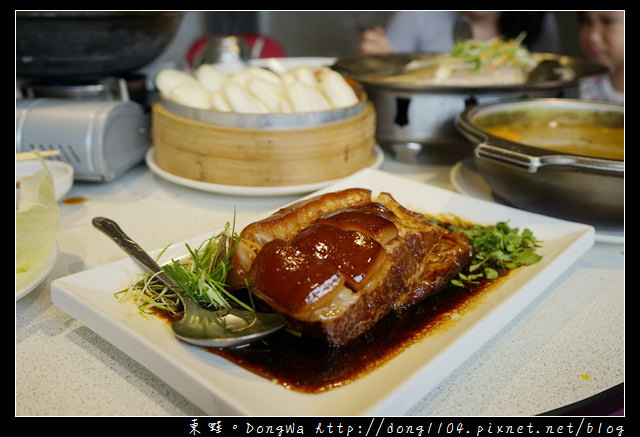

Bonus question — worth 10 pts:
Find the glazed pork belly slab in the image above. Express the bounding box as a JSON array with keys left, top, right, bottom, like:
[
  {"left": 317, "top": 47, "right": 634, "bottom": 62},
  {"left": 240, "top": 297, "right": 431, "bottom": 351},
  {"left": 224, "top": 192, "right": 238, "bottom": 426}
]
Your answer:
[{"left": 229, "top": 188, "right": 473, "bottom": 345}]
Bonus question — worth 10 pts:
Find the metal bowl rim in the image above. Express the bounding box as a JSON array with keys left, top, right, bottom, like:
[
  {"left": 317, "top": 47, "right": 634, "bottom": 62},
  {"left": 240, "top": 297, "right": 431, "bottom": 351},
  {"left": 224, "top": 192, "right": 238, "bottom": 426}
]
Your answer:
[
  {"left": 158, "top": 84, "right": 369, "bottom": 130},
  {"left": 333, "top": 53, "right": 609, "bottom": 93}
]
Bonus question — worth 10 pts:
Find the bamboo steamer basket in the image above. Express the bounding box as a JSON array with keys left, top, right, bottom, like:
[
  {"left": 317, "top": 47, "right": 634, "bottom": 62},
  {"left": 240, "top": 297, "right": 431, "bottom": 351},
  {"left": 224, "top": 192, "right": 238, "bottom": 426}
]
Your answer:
[{"left": 151, "top": 93, "right": 377, "bottom": 187}]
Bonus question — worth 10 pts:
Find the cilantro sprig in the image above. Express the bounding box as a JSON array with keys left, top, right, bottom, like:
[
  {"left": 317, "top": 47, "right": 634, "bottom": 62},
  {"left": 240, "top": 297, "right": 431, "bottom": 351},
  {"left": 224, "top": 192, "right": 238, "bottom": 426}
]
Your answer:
[
  {"left": 450, "top": 32, "right": 535, "bottom": 73},
  {"left": 116, "top": 220, "right": 249, "bottom": 316},
  {"left": 443, "top": 219, "right": 542, "bottom": 287}
]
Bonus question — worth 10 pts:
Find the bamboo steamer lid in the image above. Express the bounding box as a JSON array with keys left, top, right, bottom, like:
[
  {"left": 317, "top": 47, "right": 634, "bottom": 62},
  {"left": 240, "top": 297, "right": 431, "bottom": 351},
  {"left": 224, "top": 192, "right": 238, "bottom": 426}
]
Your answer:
[{"left": 151, "top": 100, "right": 377, "bottom": 187}]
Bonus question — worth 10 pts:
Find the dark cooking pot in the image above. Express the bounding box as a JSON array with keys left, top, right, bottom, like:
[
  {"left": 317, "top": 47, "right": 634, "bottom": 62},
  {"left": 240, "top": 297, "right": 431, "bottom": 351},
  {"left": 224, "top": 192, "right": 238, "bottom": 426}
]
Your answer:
[
  {"left": 16, "top": 11, "right": 184, "bottom": 80},
  {"left": 333, "top": 53, "right": 608, "bottom": 164},
  {"left": 456, "top": 98, "right": 624, "bottom": 226}
]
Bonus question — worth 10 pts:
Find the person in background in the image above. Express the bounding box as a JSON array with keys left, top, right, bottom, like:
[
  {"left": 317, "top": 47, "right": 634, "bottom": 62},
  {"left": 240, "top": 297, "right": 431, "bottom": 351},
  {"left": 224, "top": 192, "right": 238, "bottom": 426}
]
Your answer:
[
  {"left": 577, "top": 11, "right": 624, "bottom": 103},
  {"left": 357, "top": 11, "right": 560, "bottom": 55}
]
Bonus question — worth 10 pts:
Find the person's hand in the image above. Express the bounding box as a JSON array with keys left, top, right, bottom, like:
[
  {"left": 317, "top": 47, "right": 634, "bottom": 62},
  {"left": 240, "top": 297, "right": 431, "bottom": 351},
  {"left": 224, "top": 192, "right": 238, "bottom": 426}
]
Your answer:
[{"left": 357, "top": 26, "right": 393, "bottom": 55}]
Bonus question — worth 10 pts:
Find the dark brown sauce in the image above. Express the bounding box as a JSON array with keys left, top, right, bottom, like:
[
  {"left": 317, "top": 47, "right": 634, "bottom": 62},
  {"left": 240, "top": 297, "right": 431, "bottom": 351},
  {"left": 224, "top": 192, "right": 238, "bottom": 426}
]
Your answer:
[
  {"left": 149, "top": 213, "right": 515, "bottom": 393},
  {"left": 62, "top": 196, "right": 88, "bottom": 204},
  {"left": 208, "top": 276, "right": 504, "bottom": 393}
]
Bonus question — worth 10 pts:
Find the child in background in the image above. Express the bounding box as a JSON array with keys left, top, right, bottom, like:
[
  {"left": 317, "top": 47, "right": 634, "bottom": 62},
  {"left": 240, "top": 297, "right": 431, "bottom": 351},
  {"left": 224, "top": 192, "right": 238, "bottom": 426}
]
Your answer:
[{"left": 578, "top": 11, "right": 624, "bottom": 103}]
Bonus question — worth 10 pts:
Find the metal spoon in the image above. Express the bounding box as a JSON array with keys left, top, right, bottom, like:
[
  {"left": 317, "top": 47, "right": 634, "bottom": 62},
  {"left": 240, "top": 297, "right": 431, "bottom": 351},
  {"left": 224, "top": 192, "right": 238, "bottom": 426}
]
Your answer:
[{"left": 92, "top": 217, "right": 285, "bottom": 348}]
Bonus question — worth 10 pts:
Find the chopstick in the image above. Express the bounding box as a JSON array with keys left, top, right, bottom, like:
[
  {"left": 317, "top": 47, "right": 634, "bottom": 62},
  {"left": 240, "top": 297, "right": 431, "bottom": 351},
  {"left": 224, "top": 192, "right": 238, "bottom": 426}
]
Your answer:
[{"left": 16, "top": 150, "right": 61, "bottom": 161}]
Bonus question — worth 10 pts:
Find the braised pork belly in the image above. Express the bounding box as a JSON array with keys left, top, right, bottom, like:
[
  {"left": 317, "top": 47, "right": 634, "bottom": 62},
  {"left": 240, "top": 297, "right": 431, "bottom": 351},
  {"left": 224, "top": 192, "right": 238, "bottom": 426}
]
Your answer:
[{"left": 229, "top": 188, "right": 473, "bottom": 345}]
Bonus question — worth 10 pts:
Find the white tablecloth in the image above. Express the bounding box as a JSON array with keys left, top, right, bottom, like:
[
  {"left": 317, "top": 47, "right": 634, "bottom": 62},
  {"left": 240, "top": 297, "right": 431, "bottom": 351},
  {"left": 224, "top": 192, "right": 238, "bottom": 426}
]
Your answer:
[{"left": 15, "top": 155, "right": 624, "bottom": 416}]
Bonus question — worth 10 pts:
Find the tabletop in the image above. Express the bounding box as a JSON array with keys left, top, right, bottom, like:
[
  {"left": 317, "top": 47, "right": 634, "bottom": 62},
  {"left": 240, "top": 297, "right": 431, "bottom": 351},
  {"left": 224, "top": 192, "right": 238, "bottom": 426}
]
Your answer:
[{"left": 15, "top": 153, "right": 624, "bottom": 417}]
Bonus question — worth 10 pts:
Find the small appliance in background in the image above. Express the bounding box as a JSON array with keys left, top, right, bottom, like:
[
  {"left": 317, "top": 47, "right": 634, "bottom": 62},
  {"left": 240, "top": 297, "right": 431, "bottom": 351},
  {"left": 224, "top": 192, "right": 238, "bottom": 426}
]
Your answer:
[
  {"left": 15, "top": 11, "right": 184, "bottom": 182},
  {"left": 16, "top": 96, "right": 150, "bottom": 182}
]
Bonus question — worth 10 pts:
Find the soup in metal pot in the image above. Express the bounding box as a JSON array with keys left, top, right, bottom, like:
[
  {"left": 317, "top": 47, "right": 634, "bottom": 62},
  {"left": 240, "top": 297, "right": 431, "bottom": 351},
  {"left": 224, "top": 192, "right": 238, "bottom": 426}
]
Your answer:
[{"left": 485, "top": 123, "right": 624, "bottom": 160}]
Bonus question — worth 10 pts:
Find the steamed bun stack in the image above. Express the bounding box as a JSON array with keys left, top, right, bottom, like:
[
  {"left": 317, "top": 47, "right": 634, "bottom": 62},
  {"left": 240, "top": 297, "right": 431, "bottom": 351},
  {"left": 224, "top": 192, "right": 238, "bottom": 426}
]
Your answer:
[{"left": 155, "top": 65, "right": 360, "bottom": 114}]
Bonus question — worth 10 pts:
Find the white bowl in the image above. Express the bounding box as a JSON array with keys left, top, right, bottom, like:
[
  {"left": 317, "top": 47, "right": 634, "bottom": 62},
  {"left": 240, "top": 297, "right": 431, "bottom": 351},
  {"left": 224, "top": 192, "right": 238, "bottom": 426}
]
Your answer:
[{"left": 16, "top": 159, "right": 74, "bottom": 202}]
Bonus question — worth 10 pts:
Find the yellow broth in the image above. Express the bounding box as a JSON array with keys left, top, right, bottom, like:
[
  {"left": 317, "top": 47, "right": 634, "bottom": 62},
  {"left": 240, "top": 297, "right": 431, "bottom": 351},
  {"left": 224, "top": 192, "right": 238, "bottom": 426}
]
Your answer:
[{"left": 485, "top": 123, "right": 624, "bottom": 160}]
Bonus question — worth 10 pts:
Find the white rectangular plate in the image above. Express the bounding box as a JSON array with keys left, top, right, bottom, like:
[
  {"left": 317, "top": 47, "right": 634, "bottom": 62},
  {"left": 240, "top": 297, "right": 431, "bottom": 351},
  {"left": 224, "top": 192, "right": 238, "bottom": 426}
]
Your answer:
[{"left": 51, "top": 169, "right": 595, "bottom": 415}]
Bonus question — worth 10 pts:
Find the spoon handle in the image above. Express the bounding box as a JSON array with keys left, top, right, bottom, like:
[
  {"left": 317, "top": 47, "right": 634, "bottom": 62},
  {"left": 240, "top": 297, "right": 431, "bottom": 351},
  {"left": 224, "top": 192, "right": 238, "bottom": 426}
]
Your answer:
[
  {"left": 91, "top": 217, "right": 180, "bottom": 292},
  {"left": 92, "top": 217, "right": 286, "bottom": 348}
]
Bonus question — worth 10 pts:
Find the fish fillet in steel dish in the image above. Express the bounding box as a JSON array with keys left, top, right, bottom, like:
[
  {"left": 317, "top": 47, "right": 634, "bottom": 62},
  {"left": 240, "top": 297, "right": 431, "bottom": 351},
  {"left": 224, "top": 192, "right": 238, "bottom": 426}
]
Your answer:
[{"left": 229, "top": 188, "right": 474, "bottom": 345}]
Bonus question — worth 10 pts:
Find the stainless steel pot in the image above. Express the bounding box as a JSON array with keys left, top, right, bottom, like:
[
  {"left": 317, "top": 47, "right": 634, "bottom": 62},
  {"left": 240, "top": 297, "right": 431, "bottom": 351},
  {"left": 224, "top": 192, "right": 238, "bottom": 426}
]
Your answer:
[
  {"left": 456, "top": 98, "right": 624, "bottom": 226},
  {"left": 333, "top": 54, "right": 608, "bottom": 164},
  {"left": 16, "top": 11, "right": 183, "bottom": 80}
]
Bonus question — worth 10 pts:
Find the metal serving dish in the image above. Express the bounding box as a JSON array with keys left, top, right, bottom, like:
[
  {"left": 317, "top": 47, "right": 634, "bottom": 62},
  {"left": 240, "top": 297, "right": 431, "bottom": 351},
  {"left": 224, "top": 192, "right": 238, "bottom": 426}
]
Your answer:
[
  {"left": 456, "top": 98, "right": 624, "bottom": 225},
  {"left": 333, "top": 54, "right": 608, "bottom": 164}
]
